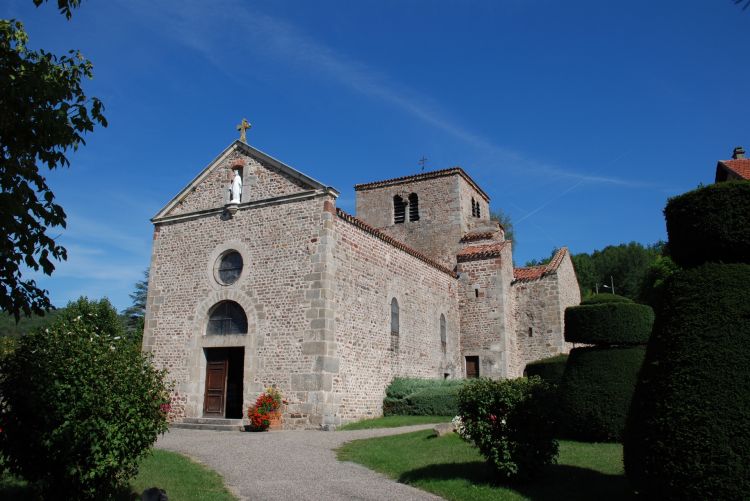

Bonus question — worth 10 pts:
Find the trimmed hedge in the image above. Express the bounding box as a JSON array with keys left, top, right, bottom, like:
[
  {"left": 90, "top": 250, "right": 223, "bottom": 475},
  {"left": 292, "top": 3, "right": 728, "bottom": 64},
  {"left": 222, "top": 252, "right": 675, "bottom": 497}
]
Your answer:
[
  {"left": 383, "top": 378, "right": 464, "bottom": 416},
  {"left": 664, "top": 181, "right": 750, "bottom": 268},
  {"left": 624, "top": 263, "right": 750, "bottom": 500},
  {"left": 580, "top": 293, "right": 632, "bottom": 305},
  {"left": 524, "top": 354, "right": 568, "bottom": 385},
  {"left": 564, "top": 302, "right": 654, "bottom": 345},
  {"left": 556, "top": 346, "right": 645, "bottom": 442}
]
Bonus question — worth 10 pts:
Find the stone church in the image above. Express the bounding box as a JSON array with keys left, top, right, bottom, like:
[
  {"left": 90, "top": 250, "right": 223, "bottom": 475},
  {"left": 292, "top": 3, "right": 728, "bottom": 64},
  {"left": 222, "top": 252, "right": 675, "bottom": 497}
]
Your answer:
[{"left": 143, "top": 133, "right": 580, "bottom": 429}]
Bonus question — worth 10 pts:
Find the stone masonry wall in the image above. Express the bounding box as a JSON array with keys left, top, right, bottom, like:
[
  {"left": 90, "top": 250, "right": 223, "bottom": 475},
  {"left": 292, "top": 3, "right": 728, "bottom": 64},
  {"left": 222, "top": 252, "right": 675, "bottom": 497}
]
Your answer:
[
  {"left": 166, "top": 148, "right": 312, "bottom": 217},
  {"left": 510, "top": 255, "right": 580, "bottom": 377},
  {"left": 457, "top": 243, "right": 515, "bottom": 379},
  {"left": 355, "top": 174, "right": 489, "bottom": 267},
  {"left": 332, "top": 214, "right": 461, "bottom": 423}
]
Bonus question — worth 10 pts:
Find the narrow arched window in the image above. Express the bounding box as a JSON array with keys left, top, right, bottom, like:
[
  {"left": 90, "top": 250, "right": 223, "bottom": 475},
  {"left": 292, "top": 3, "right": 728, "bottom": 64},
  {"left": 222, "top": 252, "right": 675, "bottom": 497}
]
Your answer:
[
  {"left": 408, "top": 193, "right": 419, "bottom": 221},
  {"left": 440, "top": 314, "right": 446, "bottom": 354},
  {"left": 476, "top": 202, "right": 481, "bottom": 218},
  {"left": 390, "top": 298, "right": 400, "bottom": 351},
  {"left": 207, "top": 301, "right": 247, "bottom": 335},
  {"left": 393, "top": 196, "right": 406, "bottom": 224},
  {"left": 471, "top": 197, "right": 477, "bottom": 217}
]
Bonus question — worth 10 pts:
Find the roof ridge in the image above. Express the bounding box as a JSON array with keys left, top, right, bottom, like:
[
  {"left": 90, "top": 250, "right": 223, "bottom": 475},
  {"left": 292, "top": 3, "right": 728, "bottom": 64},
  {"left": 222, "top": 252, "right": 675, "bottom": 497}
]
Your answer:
[
  {"left": 335, "top": 208, "right": 458, "bottom": 278},
  {"left": 513, "top": 247, "right": 569, "bottom": 282},
  {"left": 354, "top": 166, "right": 490, "bottom": 202},
  {"left": 456, "top": 241, "right": 510, "bottom": 262}
]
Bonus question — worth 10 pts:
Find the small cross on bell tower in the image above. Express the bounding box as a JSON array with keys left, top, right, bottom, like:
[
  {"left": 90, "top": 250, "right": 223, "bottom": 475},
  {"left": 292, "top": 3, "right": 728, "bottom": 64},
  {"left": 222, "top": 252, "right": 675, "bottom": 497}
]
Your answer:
[{"left": 236, "top": 118, "right": 252, "bottom": 143}]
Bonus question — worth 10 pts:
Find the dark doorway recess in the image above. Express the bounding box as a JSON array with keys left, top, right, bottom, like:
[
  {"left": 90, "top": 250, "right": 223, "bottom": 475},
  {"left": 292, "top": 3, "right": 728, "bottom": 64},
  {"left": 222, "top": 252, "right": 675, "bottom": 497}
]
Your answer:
[
  {"left": 466, "top": 356, "right": 480, "bottom": 379},
  {"left": 203, "top": 347, "right": 244, "bottom": 419}
]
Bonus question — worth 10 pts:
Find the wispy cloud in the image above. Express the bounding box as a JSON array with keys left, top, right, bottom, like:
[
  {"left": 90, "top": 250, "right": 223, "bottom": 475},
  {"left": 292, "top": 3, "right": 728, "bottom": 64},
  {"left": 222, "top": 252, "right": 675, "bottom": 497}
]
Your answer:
[{"left": 121, "top": 0, "right": 646, "bottom": 188}]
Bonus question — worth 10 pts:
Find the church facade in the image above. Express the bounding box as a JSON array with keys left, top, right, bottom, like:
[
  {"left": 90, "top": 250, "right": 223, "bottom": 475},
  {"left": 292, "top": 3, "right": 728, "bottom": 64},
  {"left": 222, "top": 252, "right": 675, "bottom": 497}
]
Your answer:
[{"left": 143, "top": 139, "right": 580, "bottom": 429}]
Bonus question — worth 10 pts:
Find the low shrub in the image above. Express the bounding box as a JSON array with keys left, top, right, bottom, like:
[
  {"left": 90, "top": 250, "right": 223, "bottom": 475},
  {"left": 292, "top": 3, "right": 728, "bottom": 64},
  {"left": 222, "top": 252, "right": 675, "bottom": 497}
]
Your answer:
[
  {"left": 0, "top": 298, "right": 170, "bottom": 499},
  {"left": 524, "top": 354, "right": 568, "bottom": 385},
  {"left": 384, "top": 378, "right": 464, "bottom": 416},
  {"left": 664, "top": 181, "right": 750, "bottom": 268},
  {"left": 580, "top": 293, "right": 632, "bottom": 305},
  {"left": 385, "top": 377, "right": 463, "bottom": 400},
  {"left": 556, "top": 346, "right": 646, "bottom": 442},
  {"left": 458, "top": 377, "right": 558, "bottom": 480},
  {"left": 564, "top": 302, "right": 654, "bottom": 345},
  {"left": 624, "top": 263, "right": 750, "bottom": 500}
]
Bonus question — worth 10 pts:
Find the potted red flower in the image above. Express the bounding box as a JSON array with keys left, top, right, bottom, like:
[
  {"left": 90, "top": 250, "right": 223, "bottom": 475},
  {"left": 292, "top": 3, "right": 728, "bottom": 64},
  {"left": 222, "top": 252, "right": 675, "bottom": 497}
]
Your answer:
[{"left": 245, "top": 387, "right": 285, "bottom": 431}]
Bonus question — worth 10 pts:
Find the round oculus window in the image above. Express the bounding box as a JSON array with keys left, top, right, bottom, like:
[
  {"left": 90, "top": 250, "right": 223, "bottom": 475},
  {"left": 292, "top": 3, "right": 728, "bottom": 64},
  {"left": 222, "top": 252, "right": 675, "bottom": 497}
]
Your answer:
[{"left": 215, "top": 251, "right": 243, "bottom": 285}]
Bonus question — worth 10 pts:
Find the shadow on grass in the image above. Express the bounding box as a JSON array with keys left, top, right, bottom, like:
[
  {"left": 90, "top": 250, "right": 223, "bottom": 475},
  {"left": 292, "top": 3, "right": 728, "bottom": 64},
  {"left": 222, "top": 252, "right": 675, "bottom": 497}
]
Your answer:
[
  {"left": 399, "top": 462, "right": 635, "bottom": 501},
  {"left": 0, "top": 475, "right": 139, "bottom": 501}
]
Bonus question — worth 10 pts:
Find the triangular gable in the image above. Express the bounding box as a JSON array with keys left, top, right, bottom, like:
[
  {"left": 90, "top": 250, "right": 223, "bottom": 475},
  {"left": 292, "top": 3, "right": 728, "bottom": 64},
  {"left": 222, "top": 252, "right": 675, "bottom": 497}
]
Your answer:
[{"left": 153, "top": 141, "right": 334, "bottom": 220}]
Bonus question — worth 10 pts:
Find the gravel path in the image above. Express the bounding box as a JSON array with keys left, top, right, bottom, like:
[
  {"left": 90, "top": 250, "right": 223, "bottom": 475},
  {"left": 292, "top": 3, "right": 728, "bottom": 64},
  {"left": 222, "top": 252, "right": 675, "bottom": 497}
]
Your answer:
[{"left": 156, "top": 425, "right": 444, "bottom": 501}]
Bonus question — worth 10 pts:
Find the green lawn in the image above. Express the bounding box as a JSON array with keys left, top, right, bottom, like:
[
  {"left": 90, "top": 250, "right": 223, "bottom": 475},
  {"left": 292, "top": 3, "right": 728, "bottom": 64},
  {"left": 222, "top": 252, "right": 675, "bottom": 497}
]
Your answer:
[
  {"left": 338, "top": 415, "right": 453, "bottom": 431},
  {"left": 0, "top": 449, "right": 236, "bottom": 501},
  {"left": 337, "top": 430, "right": 634, "bottom": 501}
]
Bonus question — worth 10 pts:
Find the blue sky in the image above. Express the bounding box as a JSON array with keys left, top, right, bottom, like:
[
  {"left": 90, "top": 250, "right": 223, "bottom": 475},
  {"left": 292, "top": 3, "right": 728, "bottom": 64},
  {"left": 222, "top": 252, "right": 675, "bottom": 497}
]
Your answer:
[{"left": 3, "top": 0, "right": 749, "bottom": 311}]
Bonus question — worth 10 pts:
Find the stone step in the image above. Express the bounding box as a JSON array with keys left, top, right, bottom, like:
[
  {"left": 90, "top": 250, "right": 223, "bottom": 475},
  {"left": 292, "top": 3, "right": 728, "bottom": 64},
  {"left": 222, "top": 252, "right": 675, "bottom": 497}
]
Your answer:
[
  {"left": 171, "top": 422, "right": 243, "bottom": 432},
  {"left": 181, "top": 417, "right": 242, "bottom": 426}
]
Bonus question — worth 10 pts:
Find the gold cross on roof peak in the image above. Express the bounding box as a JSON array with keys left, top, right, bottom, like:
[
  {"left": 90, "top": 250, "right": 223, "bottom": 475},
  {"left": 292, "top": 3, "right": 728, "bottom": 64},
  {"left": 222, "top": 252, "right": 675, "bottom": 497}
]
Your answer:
[{"left": 236, "top": 118, "right": 252, "bottom": 143}]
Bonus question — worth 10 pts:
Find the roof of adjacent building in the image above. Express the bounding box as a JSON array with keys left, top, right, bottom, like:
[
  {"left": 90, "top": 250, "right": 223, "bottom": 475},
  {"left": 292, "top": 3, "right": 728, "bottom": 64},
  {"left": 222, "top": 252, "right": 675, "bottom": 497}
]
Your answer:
[
  {"left": 716, "top": 158, "right": 750, "bottom": 181},
  {"left": 456, "top": 241, "right": 510, "bottom": 262},
  {"left": 513, "top": 247, "right": 570, "bottom": 283},
  {"left": 335, "top": 208, "right": 458, "bottom": 278},
  {"left": 354, "top": 167, "right": 490, "bottom": 202},
  {"left": 459, "top": 231, "right": 497, "bottom": 243}
]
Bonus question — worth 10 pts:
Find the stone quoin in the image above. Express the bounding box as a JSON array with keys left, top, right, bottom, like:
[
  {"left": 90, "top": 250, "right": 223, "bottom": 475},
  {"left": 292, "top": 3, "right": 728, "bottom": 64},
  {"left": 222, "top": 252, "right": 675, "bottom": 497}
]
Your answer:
[{"left": 143, "top": 137, "right": 581, "bottom": 429}]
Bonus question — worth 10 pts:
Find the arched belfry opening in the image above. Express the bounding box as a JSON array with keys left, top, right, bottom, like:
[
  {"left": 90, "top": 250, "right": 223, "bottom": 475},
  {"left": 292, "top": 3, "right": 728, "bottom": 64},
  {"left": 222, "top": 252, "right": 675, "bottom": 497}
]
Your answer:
[
  {"left": 393, "top": 195, "right": 406, "bottom": 224},
  {"left": 408, "top": 193, "right": 420, "bottom": 221}
]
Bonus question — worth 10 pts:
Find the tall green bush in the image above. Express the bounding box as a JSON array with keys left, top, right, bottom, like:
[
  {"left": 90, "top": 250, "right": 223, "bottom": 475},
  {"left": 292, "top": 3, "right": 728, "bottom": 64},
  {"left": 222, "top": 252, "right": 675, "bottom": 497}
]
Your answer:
[
  {"left": 524, "top": 354, "right": 568, "bottom": 385},
  {"left": 564, "top": 302, "right": 654, "bottom": 345},
  {"left": 0, "top": 298, "right": 170, "bottom": 499},
  {"left": 624, "top": 264, "right": 750, "bottom": 500},
  {"left": 557, "top": 346, "right": 645, "bottom": 441},
  {"left": 664, "top": 181, "right": 750, "bottom": 268},
  {"left": 458, "top": 377, "right": 558, "bottom": 481}
]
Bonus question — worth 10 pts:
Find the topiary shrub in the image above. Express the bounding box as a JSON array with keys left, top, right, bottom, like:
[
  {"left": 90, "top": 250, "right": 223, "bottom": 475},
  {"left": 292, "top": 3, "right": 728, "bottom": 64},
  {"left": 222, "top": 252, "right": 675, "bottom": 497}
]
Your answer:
[
  {"left": 458, "top": 377, "right": 558, "bottom": 481},
  {"left": 664, "top": 181, "right": 750, "bottom": 268},
  {"left": 524, "top": 354, "right": 568, "bottom": 385},
  {"left": 383, "top": 377, "right": 464, "bottom": 415},
  {"left": 564, "top": 302, "right": 654, "bottom": 345},
  {"left": 0, "top": 298, "right": 171, "bottom": 499},
  {"left": 624, "top": 263, "right": 750, "bottom": 500},
  {"left": 580, "top": 293, "right": 632, "bottom": 305},
  {"left": 556, "top": 346, "right": 646, "bottom": 442}
]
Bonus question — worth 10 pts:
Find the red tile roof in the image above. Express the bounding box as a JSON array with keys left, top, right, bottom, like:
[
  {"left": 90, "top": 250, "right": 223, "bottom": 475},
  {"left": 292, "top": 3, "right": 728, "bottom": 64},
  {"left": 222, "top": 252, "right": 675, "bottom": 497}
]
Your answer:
[
  {"left": 456, "top": 241, "right": 510, "bottom": 262},
  {"left": 354, "top": 167, "right": 490, "bottom": 202},
  {"left": 335, "top": 208, "right": 458, "bottom": 278},
  {"left": 717, "top": 159, "right": 750, "bottom": 180},
  {"left": 513, "top": 247, "right": 569, "bottom": 283},
  {"left": 460, "top": 231, "right": 497, "bottom": 243}
]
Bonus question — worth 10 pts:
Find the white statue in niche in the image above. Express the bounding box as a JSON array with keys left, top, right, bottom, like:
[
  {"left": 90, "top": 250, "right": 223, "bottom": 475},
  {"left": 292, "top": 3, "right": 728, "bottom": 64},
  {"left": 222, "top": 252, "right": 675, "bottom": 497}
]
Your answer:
[{"left": 229, "top": 169, "right": 242, "bottom": 204}]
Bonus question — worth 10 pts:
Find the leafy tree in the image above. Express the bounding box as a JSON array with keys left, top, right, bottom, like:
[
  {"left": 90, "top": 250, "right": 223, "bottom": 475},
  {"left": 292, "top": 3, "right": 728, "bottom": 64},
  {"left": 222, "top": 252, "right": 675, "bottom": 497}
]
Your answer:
[
  {"left": 0, "top": 18, "right": 106, "bottom": 321},
  {"left": 0, "top": 297, "right": 170, "bottom": 499},
  {"left": 32, "top": 0, "right": 83, "bottom": 19},
  {"left": 637, "top": 255, "right": 680, "bottom": 308},
  {"left": 122, "top": 268, "right": 149, "bottom": 337},
  {"left": 490, "top": 209, "right": 515, "bottom": 243}
]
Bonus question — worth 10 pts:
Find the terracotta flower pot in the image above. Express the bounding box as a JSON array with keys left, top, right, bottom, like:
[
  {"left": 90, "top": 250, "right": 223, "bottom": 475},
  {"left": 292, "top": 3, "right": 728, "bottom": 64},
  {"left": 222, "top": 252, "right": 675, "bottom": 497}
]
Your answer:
[{"left": 268, "top": 411, "right": 282, "bottom": 431}]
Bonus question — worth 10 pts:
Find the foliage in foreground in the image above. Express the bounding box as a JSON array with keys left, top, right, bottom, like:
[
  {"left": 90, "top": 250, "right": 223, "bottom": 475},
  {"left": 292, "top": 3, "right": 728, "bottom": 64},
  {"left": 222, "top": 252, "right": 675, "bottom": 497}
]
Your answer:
[
  {"left": 0, "top": 298, "right": 170, "bottom": 499},
  {"left": 0, "top": 18, "right": 106, "bottom": 320},
  {"left": 523, "top": 354, "right": 568, "bottom": 386},
  {"left": 458, "top": 377, "right": 558, "bottom": 481},
  {"left": 624, "top": 264, "right": 750, "bottom": 500},
  {"left": 338, "top": 431, "right": 633, "bottom": 501}
]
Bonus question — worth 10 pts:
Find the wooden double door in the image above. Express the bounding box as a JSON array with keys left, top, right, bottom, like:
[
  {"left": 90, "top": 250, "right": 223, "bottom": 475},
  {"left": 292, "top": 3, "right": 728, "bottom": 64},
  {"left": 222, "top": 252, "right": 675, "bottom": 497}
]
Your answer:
[{"left": 203, "top": 348, "right": 244, "bottom": 418}]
